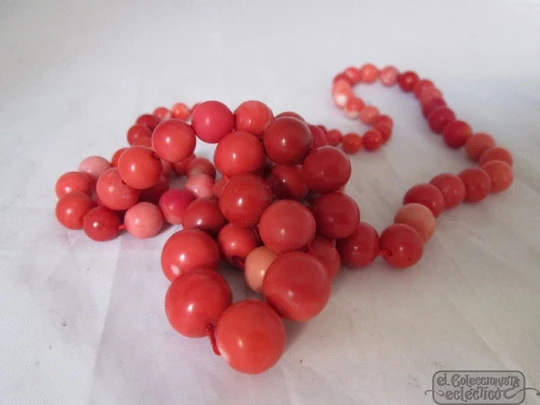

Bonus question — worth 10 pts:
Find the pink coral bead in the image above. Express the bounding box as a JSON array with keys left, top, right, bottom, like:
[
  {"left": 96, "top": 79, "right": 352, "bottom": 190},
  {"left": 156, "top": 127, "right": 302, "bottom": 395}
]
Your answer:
[
  {"left": 394, "top": 203, "right": 436, "bottom": 241},
  {"left": 359, "top": 106, "right": 380, "bottom": 125},
  {"left": 185, "top": 173, "right": 214, "bottom": 199},
  {"left": 245, "top": 247, "right": 278, "bottom": 293},
  {"left": 378, "top": 66, "right": 399, "bottom": 87},
  {"left": 124, "top": 202, "right": 164, "bottom": 238},
  {"left": 360, "top": 63, "right": 378, "bottom": 83},
  {"left": 79, "top": 156, "right": 111, "bottom": 180}
]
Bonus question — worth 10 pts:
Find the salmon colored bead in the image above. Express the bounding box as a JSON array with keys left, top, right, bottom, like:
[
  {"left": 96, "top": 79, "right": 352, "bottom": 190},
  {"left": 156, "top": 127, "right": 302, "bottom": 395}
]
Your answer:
[
  {"left": 171, "top": 102, "right": 190, "bottom": 121},
  {"left": 459, "top": 168, "right": 492, "bottom": 203},
  {"left": 344, "top": 66, "right": 362, "bottom": 84},
  {"left": 336, "top": 222, "right": 379, "bottom": 268},
  {"left": 422, "top": 98, "right": 447, "bottom": 119},
  {"left": 124, "top": 202, "right": 164, "bottom": 239},
  {"left": 326, "top": 129, "right": 342, "bottom": 146},
  {"left": 344, "top": 97, "right": 365, "bottom": 119},
  {"left": 397, "top": 71, "right": 419, "bottom": 92},
  {"left": 245, "top": 246, "right": 277, "bottom": 293},
  {"left": 359, "top": 106, "right": 380, "bottom": 125},
  {"left": 342, "top": 133, "right": 363, "bottom": 154},
  {"left": 187, "top": 157, "right": 217, "bottom": 179},
  {"left": 429, "top": 173, "right": 466, "bottom": 209},
  {"left": 55, "top": 171, "right": 94, "bottom": 199},
  {"left": 153, "top": 106, "right": 172, "bottom": 121},
  {"left": 360, "top": 63, "right": 378, "bottom": 83},
  {"left": 135, "top": 114, "right": 160, "bottom": 131},
  {"left": 56, "top": 192, "right": 96, "bottom": 230},
  {"left": 79, "top": 156, "right": 111, "bottom": 180},
  {"left": 234, "top": 100, "right": 274, "bottom": 137},
  {"left": 111, "top": 148, "right": 127, "bottom": 168},
  {"left": 482, "top": 160, "right": 513, "bottom": 193},
  {"left": 378, "top": 66, "right": 399, "bottom": 87},
  {"left": 442, "top": 120, "right": 472, "bottom": 148},
  {"left": 159, "top": 188, "right": 195, "bottom": 225},
  {"left": 478, "top": 147, "right": 513, "bottom": 166},
  {"left": 118, "top": 146, "right": 163, "bottom": 190},
  {"left": 413, "top": 79, "right": 434, "bottom": 98},
  {"left": 394, "top": 203, "right": 436, "bottom": 241},
  {"left": 379, "top": 224, "right": 424, "bottom": 269},
  {"left": 185, "top": 173, "right": 214, "bottom": 199},
  {"left": 403, "top": 183, "right": 445, "bottom": 217},
  {"left": 96, "top": 168, "right": 141, "bottom": 211},
  {"left": 427, "top": 107, "right": 456, "bottom": 134},
  {"left": 152, "top": 119, "right": 197, "bottom": 163},
  {"left": 362, "top": 130, "right": 383, "bottom": 151},
  {"left": 332, "top": 82, "right": 353, "bottom": 108},
  {"left": 82, "top": 206, "right": 121, "bottom": 241},
  {"left": 465, "top": 133, "right": 496, "bottom": 161},
  {"left": 192, "top": 101, "right": 235, "bottom": 144}
]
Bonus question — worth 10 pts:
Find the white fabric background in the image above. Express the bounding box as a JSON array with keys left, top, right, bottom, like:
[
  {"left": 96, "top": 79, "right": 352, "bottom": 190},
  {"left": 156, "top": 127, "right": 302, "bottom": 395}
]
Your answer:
[{"left": 1, "top": 0, "right": 539, "bottom": 404}]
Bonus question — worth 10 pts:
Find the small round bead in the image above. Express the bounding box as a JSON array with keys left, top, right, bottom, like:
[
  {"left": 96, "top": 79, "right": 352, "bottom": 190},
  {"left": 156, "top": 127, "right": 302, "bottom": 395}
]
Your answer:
[
  {"left": 172, "top": 154, "right": 195, "bottom": 176},
  {"left": 152, "top": 120, "right": 197, "bottom": 163},
  {"left": 152, "top": 106, "right": 171, "bottom": 121},
  {"left": 419, "top": 87, "right": 443, "bottom": 105},
  {"left": 171, "top": 102, "right": 190, "bottom": 120},
  {"left": 326, "top": 129, "right": 342, "bottom": 146},
  {"left": 161, "top": 229, "right": 221, "bottom": 282},
  {"left": 459, "top": 168, "right": 492, "bottom": 203},
  {"left": 478, "top": 147, "right": 513, "bottom": 166},
  {"left": 55, "top": 171, "right": 94, "bottom": 199},
  {"left": 333, "top": 73, "right": 352, "bottom": 85},
  {"left": 394, "top": 203, "right": 436, "bottom": 241},
  {"left": 138, "top": 176, "right": 169, "bottom": 204},
  {"left": 482, "top": 161, "right": 513, "bottom": 193},
  {"left": 78, "top": 156, "right": 111, "bottom": 180},
  {"left": 56, "top": 192, "right": 96, "bottom": 230},
  {"left": 258, "top": 200, "right": 316, "bottom": 254},
  {"left": 308, "top": 124, "right": 328, "bottom": 148},
  {"left": 185, "top": 173, "right": 214, "bottom": 199},
  {"left": 96, "top": 168, "right": 140, "bottom": 211},
  {"left": 214, "top": 131, "right": 265, "bottom": 177},
  {"left": 186, "top": 157, "right": 217, "bottom": 179},
  {"left": 427, "top": 107, "right": 456, "bottom": 134},
  {"left": 344, "top": 97, "right": 365, "bottom": 119},
  {"left": 135, "top": 114, "right": 160, "bottom": 131},
  {"left": 159, "top": 188, "right": 195, "bottom": 225},
  {"left": 302, "top": 146, "right": 351, "bottom": 193},
  {"left": 359, "top": 105, "right": 380, "bottom": 125},
  {"left": 332, "top": 82, "right": 353, "bottom": 108},
  {"left": 118, "top": 146, "right": 163, "bottom": 190},
  {"left": 362, "top": 130, "right": 383, "bottom": 151},
  {"left": 336, "top": 222, "right": 379, "bottom": 268},
  {"left": 371, "top": 114, "right": 394, "bottom": 129},
  {"left": 191, "top": 100, "right": 235, "bottom": 144},
  {"left": 342, "top": 133, "right": 363, "bottom": 154},
  {"left": 397, "top": 71, "right": 419, "bottom": 92},
  {"left": 124, "top": 202, "right": 163, "bottom": 238},
  {"left": 403, "top": 183, "right": 445, "bottom": 217},
  {"left": 211, "top": 176, "right": 229, "bottom": 198},
  {"left": 344, "top": 66, "right": 362, "bottom": 83},
  {"left": 275, "top": 111, "right": 305, "bottom": 121},
  {"left": 165, "top": 269, "right": 232, "bottom": 338},
  {"left": 234, "top": 100, "right": 274, "bottom": 137},
  {"left": 464, "top": 133, "right": 496, "bottom": 161},
  {"left": 429, "top": 173, "right": 466, "bottom": 209},
  {"left": 413, "top": 79, "right": 434, "bottom": 98},
  {"left": 311, "top": 192, "right": 360, "bottom": 239},
  {"left": 127, "top": 124, "right": 152, "bottom": 146},
  {"left": 267, "top": 164, "right": 308, "bottom": 201},
  {"left": 360, "top": 63, "right": 378, "bottom": 83},
  {"left": 263, "top": 117, "right": 313, "bottom": 165},
  {"left": 82, "top": 206, "right": 120, "bottom": 241},
  {"left": 379, "top": 224, "right": 424, "bottom": 268},
  {"left": 245, "top": 246, "right": 277, "bottom": 293},
  {"left": 442, "top": 120, "right": 472, "bottom": 148},
  {"left": 131, "top": 136, "right": 153, "bottom": 147},
  {"left": 182, "top": 197, "right": 227, "bottom": 236},
  {"left": 422, "top": 98, "right": 447, "bottom": 119},
  {"left": 378, "top": 66, "right": 399, "bottom": 87},
  {"left": 217, "top": 223, "right": 259, "bottom": 269},
  {"left": 307, "top": 236, "right": 341, "bottom": 279},
  {"left": 111, "top": 148, "right": 127, "bottom": 168},
  {"left": 215, "top": 299, "right": 286, "bottom": 374}
]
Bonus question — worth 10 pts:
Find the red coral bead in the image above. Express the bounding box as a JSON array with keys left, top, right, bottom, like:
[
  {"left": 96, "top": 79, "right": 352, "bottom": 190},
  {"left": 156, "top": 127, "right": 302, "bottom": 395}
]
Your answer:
[
  {"left": 360, "top": 63, "right": 378, "bottom": 83},
  {"left": 111, "top": 148, "right": 127, "bottom": 168},
  {"left": 465, "top": 133, "right": 496, "bottom": 161},
  {"left": 311, "top": 192, "right": 360, "bottom": 239},
  {"left": 326, "top": 129, "right": 343, "bottom": 146},
  {"left": 182, "top": 197, "right": 227, "bottom": 236},
  {"left": 159, "top": 188, "right": 195, "bottom": 225},
  {"left": 96, "top": 168, "right": 140, "bottom": 211},
  {"left": 342, "top": 133, "right": 363, "bottom": 154},
  {"left": 234, "top": 100, "right": 274, "bottom": 137},
  {"left": 403, "top": 183, "right": 445, "bottom": 217},
  {"left": 185, "top": 173, "right": 214, "bottom": 199},
  {"left": 362, "top": 130, "right": 384, "bottom": 151},
  {"left": 422, "top": 98, "right": 447, "bottom": 119},
  {"left": 459, "top": 168, "right": 492, "bottom": 203},
  {"left": 379, "top": 224, "right": 424, "bottom": 268},
  {"left": 124, "top": 202, "right": 163, "bottom": 239},
  {"left": 394, "top": 203, "right": 436, "bottom": 242},
  {"left": 152, "top": 120, "right": 197, "bottom": 163},
  {"left": 302, "top": 146, "right": 351, "bottom": 193},
  {"left": 413, "top": 79, "right": 434, "bottom": 98},
  {"left": 55, "top": 171, "right": 94, "bottom": 199},
  {"left": 171, "top": 102, "right": 190, "bottom": 121},
  {"left": 336, "top": 222, "right": 379, "bottom": 268},
  {"left": 214, "top": 131, "right": 265, "bottom": 177},
  {"left": 482, "top": 161, "right": 513, "bottom": 193},
  {"left": 427, "top": 107, "right": 456, "bottom": 134},
  {"left": 217, "top": 223, "right": 260, "bottom": 269},
  {"left": 191, "top": 101, "right": 235, "bottom": 144},
  {"left": 56, "top": 192, "right": 96, "bottom": 230},
  {"left": 378, "top": 66, "right": 399, "bottom": 87},
  {"left": 82, "top": 206, "right": 120, "bottom": 241},
  {"left": 135, "top": 114, "right": 160, "bottom": 131},
  {"left": 267, "top": 164, "right": 308, "bottom": 201},
  {"left": 117, "top": 146, "right": 163, "bottom": 190},
  {"left": 79, "top": 156, "right": 111, "bottom": 181},
  {"left": 397, "top": 71, "right": 419, "bottom": 92},
  {"left": 153, "top": 106, "right": 171, "bottom": 121},
  {"left": 307, "top": 236, "right": 341, "bottom": 278},
  {"left": 263, "top": 117, "right": 313, "bottom": 165},
  {"left": 308, "top": 124, "right": 328, "bottom": 148},
  {"left": 478, "top": 147, "right": 513, "bottom": 166},
  {"left": 442, "top": 120, "right": 472, "bottom": 148},
  {"left": 429, "top": 173, "right": 466, "bottom": 210},
  {"left": 187, "top": 157, "right": 217, "bottom": 179}
]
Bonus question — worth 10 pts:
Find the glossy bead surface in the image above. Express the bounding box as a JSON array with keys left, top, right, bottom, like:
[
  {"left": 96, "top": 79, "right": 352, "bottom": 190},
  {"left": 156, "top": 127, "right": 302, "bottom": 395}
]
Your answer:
[
  {"left": 153, "top": 106, "right": 171, "bottom": 121},
  {"left": 267, "top": 165, "right": 308, "bottom": 201},
  {"left": 312, "top": 192, "right": 360, "bottom": 239},
  {"left": 192, "top": 101, "right": 235, "bottom": 144},
  {"left": 336, "top": 222, "right": 379, "bottom": 268},
  {"left": 55, "top": 171, "right": 94, "bottom": 199},
  {"left": 159, "top": 188, "right": 195, "bottom": 225},
  {"left": 263, "top": 251, "right": 331, "bottom": 321},
  {"left": 111, "top": 148, "right": 127, "bottom": 168},
  {"left": 152, "top": 119, "right": 196, "bottom": 163},
  {"left": 244, "top": 246, "right": 277, "bottom": 293},
  {"left": 308, "top": 236, "right": 341, "bottom": 278},
  {"left": 259, "top": 200, "right": 316, "bottom": 253},
  {"left": 182, "top": 197, "right": 227, "bottom": 236},
  {"left": 379, "top": 224, "right": 424, "bottom": 269},
  {"left": 429, "top": 173, "right": 466, "bottom": 209},
  {"left": 186, "top": 157, "right": 217, "bottom": 179},
  {"left": 117, "top": 146, "right": 163, "bottom": 190},
  {"left": 442, "top": 120, "right": 472, "bottom": 148},
  {"left": 478, "top": 147, "right": 513, "bottom": 166},
  {"left": 214, "top": 131, "right": 265, "bottom": 177},
  {"left": 136, "top": 114, "right": 160, "bottom": 131},
  {"left": 464, "top": 133, "right": 496, "bottom": 161},
  {"left": 56, "top": 192, "right": 96, "bottom": 230},
  {"left": 397, "top": 71, "right": 419, "bottom": 92},
  {"left": 459, "top": 168, "right": 492, "bottom": 203},
  {"left": 342, "top": 133, "right": 362, "bottom": 154},
  {"left": 161, "top": 229, "right": 221, "bottom": 282},
  {"left": 427, "top": 107, "right": 456, "bottom": 134},
  {"left": 394, "top": 203, "right": 436, "bottom": 241},
  {"left": 263, "top": 117, "right": 313, "bottom": 164},
  {"left": 362, "top": 130, "right": 383, "bottom": 151},
  {"left": 217, "top": 223, "right": 259, "bottom": 269},
  {"left": 482, "top": 161, "right": 513, "bottom": 193},
  {"left": 171, "top": 102, "right": 190, "bottom": 120},
  {"left": 219, "top": 174, "right": 272, "bottom": 226},
  {"left": 215, "top": 299, "right": 286, "bottom": 374},
  {"left": 302, "top": 146, "right": 351, "bottom": 193},
  {"left": 379, "top": 66, "right": 399, "bottom": 87},
  {"left": 414, "top": 79, "right": 434, "bottom": 98},
  {"left": 78, "top": 156, "right": 111, "bottom": 180},
  {"left": 403, "top": 183, "right": 445, "bottom": 217},
  {"left": 127, "top": 124, "right": 152, "bottom": 146},
  {"left": 234, "top": 100, "right": 274, "bottom": 137},
  {"left": 185, "top": 173, "right": 214, "bottom": 199},
  {"left": 96, "top": 168, "right": 140, "bottom": 211},
  {"left": 165, "top": 269, "right": 232, "bottom": 338},
  {"left": 326, "top": 129, "right": 342, "bottom": 146},
  {"left": 82, "top": 206, "right": 120, "bottom": 241},
  {"left": 124, "top": 202, "right": 163, "bottom": 238}
]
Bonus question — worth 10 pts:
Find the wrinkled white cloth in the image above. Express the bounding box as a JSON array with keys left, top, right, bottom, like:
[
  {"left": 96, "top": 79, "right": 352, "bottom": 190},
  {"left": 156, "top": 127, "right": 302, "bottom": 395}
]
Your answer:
[{"left": 1, "top": 0, "right": 539, "bottom": 404}]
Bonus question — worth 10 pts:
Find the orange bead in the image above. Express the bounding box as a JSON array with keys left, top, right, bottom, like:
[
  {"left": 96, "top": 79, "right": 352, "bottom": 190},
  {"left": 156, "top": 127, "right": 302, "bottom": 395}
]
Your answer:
[
  {"left": 244, "top": 246, "right": 277, "bottom": 293},
  {"left": 465, "top": 133, "right": 496, "bottom": 161},
  {"left": 359, "top": 105, "right": 380, "bottom": 125},
  {"left": 482, "top": 160, "right": 513, "bottom": 193},
  {"left": 171, "top": 102, "right": 190, "bottom": 120},
  {"left": 478, "top": 147, "right": 513, "bottom": 166},
  {"left": 342, "top": 133, "right": 363, "bottom": 154},
  {"left": 394, "top": 203, "right": 436, "bottom": 241},
  {"left": 379, "top": 66, "right": 399, "bottom": 87},
  {"left": 360, "top": 63, "right": 378, "bottom": 83},
  {"left": 362, "top": 130, "right": 383, "bottom": 151}
]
